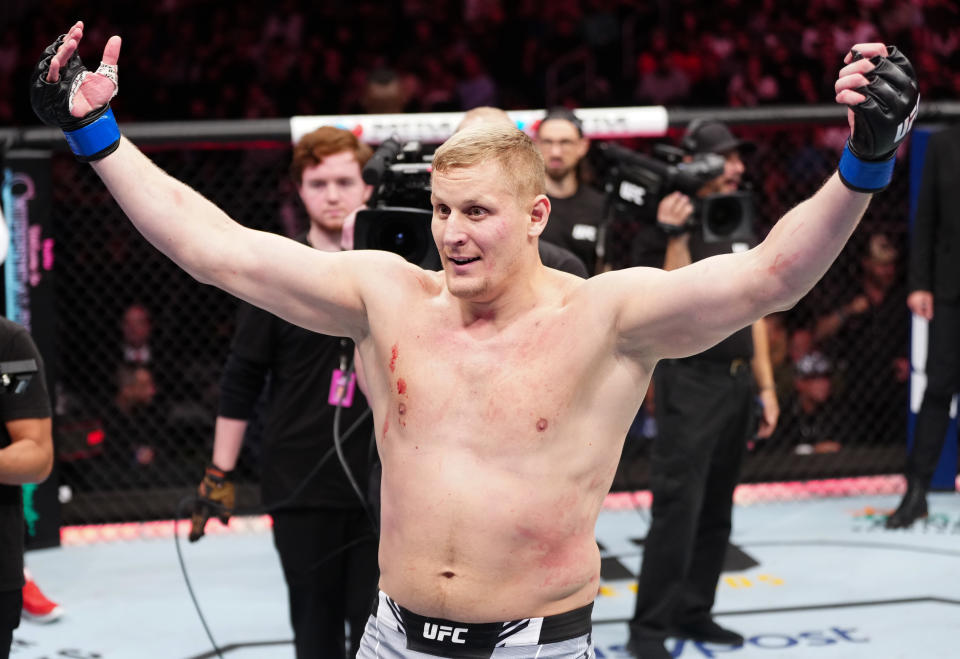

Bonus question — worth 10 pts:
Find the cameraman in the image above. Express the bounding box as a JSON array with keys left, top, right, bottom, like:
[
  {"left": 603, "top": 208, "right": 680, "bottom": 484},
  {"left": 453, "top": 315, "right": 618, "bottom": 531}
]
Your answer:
[
  {"left": 0, "top": 318, "right": 53, "bottom": 659},
  {"left": 628, "top": 121, "right": 779, "bottom": 658},
  {"left": 191, "top": 126, "right": 379, "bottom": 659}
]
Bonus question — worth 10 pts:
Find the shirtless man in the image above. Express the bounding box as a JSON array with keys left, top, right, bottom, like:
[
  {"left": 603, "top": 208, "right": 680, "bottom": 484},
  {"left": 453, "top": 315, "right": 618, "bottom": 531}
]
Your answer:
[{"left": 31, "top": 24, "right": 917, "bottom": 657}]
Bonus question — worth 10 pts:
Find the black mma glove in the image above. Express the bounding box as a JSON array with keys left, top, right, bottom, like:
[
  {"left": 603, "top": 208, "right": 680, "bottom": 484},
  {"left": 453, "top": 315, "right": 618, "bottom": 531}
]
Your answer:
[
  {"left": 838, "top": 46, "right": 919, "bottom": 193},
  {"left": 30, "top": 34, "right": 120, "bottom": 162},
  {"left": 189, "top": 465, "right": 236, "bottom": 543}
]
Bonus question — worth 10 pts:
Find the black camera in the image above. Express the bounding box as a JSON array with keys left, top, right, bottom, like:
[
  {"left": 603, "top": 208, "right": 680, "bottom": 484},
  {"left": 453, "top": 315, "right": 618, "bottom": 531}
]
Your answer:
[
  {"left": 0, "top": 359, "right": 38, "bottom": 394},
  {"left": 593, "top": 141, "right": 755, "bottom": 243},
  {"left": 354, "top": 137, "right": 440, "bottom": 270}
]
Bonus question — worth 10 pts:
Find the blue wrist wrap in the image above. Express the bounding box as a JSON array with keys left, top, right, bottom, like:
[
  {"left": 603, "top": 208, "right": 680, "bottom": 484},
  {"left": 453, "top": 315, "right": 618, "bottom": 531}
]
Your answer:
[
  {"left": 63, "top": 107, "right": 121, "bottom": 162},
  {"left": 837, "top": 142, "right": 895, "bottom": 193}
]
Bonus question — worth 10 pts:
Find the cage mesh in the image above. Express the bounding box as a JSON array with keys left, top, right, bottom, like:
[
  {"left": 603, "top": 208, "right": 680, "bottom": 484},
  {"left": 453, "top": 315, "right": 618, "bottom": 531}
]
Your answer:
[{"left": 46, "top": 122, "right": 917, "bottom": 527}]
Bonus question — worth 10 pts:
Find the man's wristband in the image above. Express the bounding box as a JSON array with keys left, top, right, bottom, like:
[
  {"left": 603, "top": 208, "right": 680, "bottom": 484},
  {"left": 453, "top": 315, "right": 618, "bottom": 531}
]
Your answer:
[
  {"left": 837, "top": 141, "right": 896, "bottom": 193},
  {"left": 657, "top": 221, "right": 691, "bottom": 237},
  {"left": 63, "top": 107, "right": 121, "bottom": 162}
]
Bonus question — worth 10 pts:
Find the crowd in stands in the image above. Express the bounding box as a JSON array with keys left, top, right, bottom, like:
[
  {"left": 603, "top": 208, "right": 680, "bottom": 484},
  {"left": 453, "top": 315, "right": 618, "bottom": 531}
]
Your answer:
[{"left": 3, "top": 0, "right": 959, "bottom": 126}]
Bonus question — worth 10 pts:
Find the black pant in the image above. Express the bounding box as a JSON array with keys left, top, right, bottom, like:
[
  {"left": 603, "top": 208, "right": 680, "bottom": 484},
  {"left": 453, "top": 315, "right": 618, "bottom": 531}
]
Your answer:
[
  {"left": 908, "top": 301, "right": 960, "bottom": 485},
  {"left": 272, "top": 507, "right": 379, "bottom": 659},
  {"left": 0, "top": 588, "right": 22, "bottom": 659},
  {"left": 631, "top": 358, "right": 754, "bottom": 638}
]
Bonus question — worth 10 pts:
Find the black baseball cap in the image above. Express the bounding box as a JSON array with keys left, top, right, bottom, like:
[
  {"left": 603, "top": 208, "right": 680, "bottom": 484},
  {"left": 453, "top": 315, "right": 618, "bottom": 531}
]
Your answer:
[
  {"left": 794, "top": 351, "right": 833, "bottom": 378},
  {"left": 682, "top": 120, "right": 755, "bottom": 155}
]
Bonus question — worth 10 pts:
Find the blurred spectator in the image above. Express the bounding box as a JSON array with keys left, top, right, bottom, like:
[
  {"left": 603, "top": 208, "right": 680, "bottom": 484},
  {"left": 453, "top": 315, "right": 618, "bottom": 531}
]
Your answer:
[
  {"left": 814, "top": 233, "right": 909, "bottom": 446},
  {"left": 772, "top": 351, "right": 847, "bottom": 455},
  {"left": 634, "top": 51, "right": 690, "bottom": 106},
  {"left": 457, "top": 52, "right": 499, "bottom": 109},
  {"left": 359, "top": 68, "right": 412, "bottom": 114},
  {"left": 120, "top": 303, "right": 152, "bottom": 366},
  {"left": 100, "top": 363, "right": 167, "bottom": 487}
]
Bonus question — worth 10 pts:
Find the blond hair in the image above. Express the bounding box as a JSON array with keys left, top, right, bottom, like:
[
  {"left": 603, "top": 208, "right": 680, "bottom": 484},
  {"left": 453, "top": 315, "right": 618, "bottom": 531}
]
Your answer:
[{"left": 432, "top": 124, "right": 546, "bottom": 202}]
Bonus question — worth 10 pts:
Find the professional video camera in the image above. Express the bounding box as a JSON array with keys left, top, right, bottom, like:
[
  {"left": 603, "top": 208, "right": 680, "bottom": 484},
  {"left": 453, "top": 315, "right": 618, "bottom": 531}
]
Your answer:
[
  {"left": 592, "top": 141, "right": 756, "bottom": 243},
  {"left": 0, "top": 359, "right": 38, "bottom": 394},
  {"left": 353, "top": 137, "right": 440, "bottom": 270}
]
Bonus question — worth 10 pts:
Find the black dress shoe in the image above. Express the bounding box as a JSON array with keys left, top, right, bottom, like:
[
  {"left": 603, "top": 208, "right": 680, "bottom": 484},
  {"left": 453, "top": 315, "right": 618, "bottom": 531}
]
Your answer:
[
  {"left": 672, "top": 618, "right": 744, "bottom": 645},
  {"left": 625, "top": 636, "right": 672, "bottom": 659},
  {"left": 885, "top": 480, "right": 929, "bottom": 529}
]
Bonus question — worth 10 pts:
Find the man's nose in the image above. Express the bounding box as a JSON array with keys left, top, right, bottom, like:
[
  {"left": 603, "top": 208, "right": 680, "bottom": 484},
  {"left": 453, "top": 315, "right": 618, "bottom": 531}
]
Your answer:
[{"left": 442, "top": 212, "right": 468, "bottom": 245}]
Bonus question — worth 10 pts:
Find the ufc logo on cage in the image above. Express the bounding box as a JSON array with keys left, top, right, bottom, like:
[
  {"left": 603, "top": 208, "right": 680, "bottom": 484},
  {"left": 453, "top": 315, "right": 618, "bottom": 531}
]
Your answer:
[{"left": 422, "top": 623, "right": 468, "bottom": 643}]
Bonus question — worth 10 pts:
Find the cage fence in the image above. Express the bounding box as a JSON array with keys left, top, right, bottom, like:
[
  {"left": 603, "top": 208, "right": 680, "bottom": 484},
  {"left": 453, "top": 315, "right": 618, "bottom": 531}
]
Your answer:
[{"left": 14, "top": 116, "right": 924, "bottom": 532}]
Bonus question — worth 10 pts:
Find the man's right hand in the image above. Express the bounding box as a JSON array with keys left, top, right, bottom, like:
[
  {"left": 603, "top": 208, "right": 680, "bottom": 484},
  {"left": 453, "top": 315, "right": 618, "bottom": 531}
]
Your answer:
[
  {"left": 907, "top": 290, "right": 934, "bottom": 320},
  {"left": 657, "top": 191, "right": 694, "bottom": 232},
  {"left": 189, "top": 465, "right": 236, "bottom": 542},
  {"left": 31, "top": 21, "right": 122, "bottom": 161}
]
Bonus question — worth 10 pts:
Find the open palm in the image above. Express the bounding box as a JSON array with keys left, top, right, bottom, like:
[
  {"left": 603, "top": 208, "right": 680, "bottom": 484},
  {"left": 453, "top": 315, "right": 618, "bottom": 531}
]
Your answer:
[{"left": 46, "top": 21, "right": 122, "bottom": 118}]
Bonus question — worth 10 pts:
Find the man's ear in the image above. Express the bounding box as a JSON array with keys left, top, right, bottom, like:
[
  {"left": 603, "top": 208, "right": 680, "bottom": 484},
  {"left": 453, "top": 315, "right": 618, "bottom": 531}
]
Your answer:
[
  {"left": 362, "top": 183, "right": 374, "bottom": 204},
  {"left": 529, "top": 195, "right": 550, "bottom": 238},
  {"left": 576, "top": 137, "right": 590, "bottom": 160}
]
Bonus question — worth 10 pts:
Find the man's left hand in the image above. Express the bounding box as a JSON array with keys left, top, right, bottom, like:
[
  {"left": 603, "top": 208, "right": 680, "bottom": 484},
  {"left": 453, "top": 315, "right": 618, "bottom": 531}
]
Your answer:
[{"left": 756, "top": 388, "right": 780, "bottom": 439}]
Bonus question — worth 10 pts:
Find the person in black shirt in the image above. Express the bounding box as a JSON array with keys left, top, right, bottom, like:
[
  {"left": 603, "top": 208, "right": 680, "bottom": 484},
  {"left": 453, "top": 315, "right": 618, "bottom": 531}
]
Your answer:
[
  {"left": 455, "top": 106, "right": 590, "bottom": 278},
  {"left": 0, "top": 318, "right": 53, "bottom": 659},
  {"left": 628, "top": 121, "right": 780, "bottom": 658},
  {"left": 190, "top": 127, "right": 378, "bottom": 659},
  {"left": 535, "top": 107, "right": 608, "bottom": 275}
]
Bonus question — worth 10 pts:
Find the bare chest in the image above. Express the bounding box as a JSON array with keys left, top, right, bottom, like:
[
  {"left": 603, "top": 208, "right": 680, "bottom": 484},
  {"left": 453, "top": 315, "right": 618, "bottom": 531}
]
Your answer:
[{"left": 372, "top": 314, "right": 601, "bottom": 439}]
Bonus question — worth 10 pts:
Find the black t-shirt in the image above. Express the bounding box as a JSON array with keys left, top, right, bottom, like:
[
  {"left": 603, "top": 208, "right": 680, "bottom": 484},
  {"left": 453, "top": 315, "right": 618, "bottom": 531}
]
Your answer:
[
  {"left": 541, "top": 185, "right": 607, "bottom": 274},
  {"left": 631, "top": 223, "right": 756, "bottom": 361},
  {"left": 0, "top": 318, "right": 52, "bottom": 591},
  {"left": 218, "top": 237, "right": 375, "bottom": 510}
]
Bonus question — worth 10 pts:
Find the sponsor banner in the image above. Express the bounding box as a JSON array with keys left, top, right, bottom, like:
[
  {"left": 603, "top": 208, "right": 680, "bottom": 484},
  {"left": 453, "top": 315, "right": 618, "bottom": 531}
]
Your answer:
[
  {"left": 1, "top": 150, "right": 61, "bottom": 549},
  {"left": 290, "top": 106, "right": 670, "bottom": 145}
]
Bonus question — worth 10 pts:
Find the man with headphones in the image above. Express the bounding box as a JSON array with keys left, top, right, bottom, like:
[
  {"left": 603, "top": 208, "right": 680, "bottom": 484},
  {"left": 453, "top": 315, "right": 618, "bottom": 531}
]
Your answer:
[{"left": 628, "top": 120, "right": 780, "bottom": 658}]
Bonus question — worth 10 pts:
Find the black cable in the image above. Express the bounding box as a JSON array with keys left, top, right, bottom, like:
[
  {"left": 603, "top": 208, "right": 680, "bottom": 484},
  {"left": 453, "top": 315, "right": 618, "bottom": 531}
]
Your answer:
[
  {"left": 174, "top": 495, "right": 226, "bottom": 659},
  {"left": 175, "top": 378, "right": 375, "bottom": 657}
]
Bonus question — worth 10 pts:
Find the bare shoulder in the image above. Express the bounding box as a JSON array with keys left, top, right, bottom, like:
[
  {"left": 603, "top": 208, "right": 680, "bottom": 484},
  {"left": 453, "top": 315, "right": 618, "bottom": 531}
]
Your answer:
[
  {"left": 573, "top": 265, "right": 668, "bottom": 309},
  {"left": 350, "top": 249, "right": 444, "bottom": 304}
]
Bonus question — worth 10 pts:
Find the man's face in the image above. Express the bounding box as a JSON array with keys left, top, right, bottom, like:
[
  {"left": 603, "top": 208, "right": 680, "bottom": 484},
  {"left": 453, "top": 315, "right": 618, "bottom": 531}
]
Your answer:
[
  {"left": 537, "top": 119, "right": 588, "bottom": 182},
  {"left": 430, "top": 161, "right": 538, "bottom": 301},
  {"left": 124, "top": 368, "right": 157, "bottom": 407},
  {"left": 122, "top": 306, "right": 151, "bottom": 347},
  {"left": 863, "top": 257, "right": 897, "bottom": 290},
  {"left": 698, "top": 150, "right": 745, "bottom": 196},
  {"left": 297, "top": 151, "right": 372, "bottom": 232},
  {"left": 796, "top": 375, "right": 831, "bottom": 405}
]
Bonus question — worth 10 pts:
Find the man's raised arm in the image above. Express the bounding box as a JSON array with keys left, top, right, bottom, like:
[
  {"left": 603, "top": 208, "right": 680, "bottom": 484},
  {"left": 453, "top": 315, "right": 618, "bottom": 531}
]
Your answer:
[
  {"left": 30, "top": 22, "right": 377, "bottom": 338},
  {"left": 607, "top": 43, "right": 918, "bottom": 361}
]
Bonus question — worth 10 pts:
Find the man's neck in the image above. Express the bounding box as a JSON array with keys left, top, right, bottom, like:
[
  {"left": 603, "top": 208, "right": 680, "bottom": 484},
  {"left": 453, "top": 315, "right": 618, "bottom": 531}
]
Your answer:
[
  {"left": 545, "top": 174, "right": 578, "bottom": 199},
  {"left": 307, "top": 225, "right": 342, "bottom": 252},
  {"left": 451, "top": 260, "right": 547, "bottom": 331}
]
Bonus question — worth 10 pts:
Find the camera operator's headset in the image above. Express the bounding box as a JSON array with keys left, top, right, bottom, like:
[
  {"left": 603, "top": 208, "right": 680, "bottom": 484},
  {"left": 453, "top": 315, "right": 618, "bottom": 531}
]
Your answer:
[{"left": 174, "top": 348, "right": 376, "bottom": 659}]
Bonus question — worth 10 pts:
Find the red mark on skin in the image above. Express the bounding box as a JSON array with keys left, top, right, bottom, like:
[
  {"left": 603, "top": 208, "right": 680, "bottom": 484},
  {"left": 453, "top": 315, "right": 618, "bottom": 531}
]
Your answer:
[
  {"left": 398, "top": 402, "right": 407, "bottom": 427},
  {"left": 768, "top": 252, "right": 801, "bottom": 276},
  {"left": 536, "top": 418, "right": 548, "bottom": 432},
  {"left": 383, "top": 414, "right": 390, "bottom": 436},
  {"left": 389, "top": 344, "right": 398, "bottom": 372},
  {"left": 397, "top": 378, "right": 407, "bottom": 394}
]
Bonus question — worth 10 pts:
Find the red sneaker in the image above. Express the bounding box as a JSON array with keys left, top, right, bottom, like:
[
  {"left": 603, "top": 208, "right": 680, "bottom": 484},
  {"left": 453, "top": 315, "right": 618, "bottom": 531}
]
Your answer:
[{"left": 21, "top": 577, "right": 64, "bottom": 623}]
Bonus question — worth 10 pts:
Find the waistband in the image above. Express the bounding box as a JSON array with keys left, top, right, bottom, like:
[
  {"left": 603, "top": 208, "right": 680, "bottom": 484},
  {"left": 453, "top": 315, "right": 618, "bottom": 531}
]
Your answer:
[{"left": 372, "top": 590, "right": 593, "bottom": 655}]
